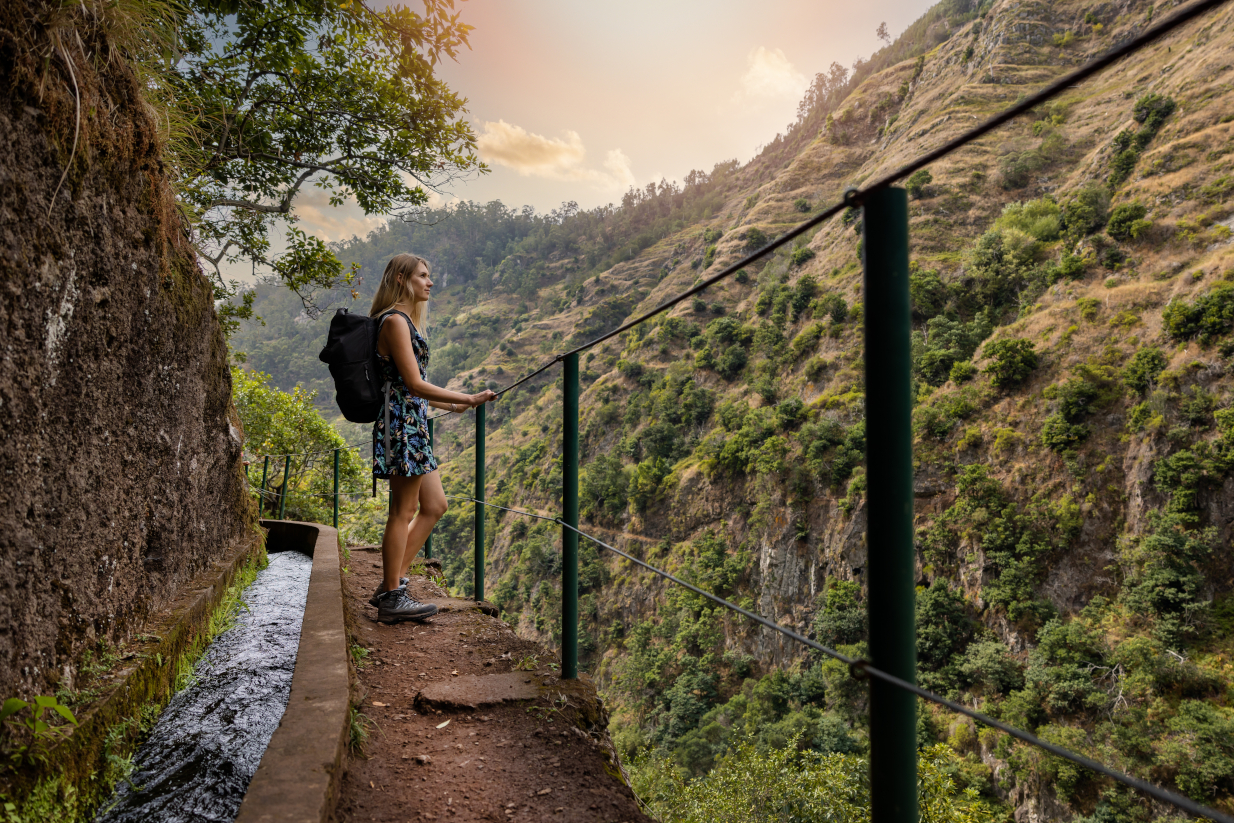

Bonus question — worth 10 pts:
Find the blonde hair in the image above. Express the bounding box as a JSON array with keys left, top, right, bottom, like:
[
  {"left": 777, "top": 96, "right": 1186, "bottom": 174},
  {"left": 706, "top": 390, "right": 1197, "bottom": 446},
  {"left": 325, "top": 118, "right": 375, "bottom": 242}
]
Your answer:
[{"left": 369, "top": 253, "right": 431, "bottom": 334}]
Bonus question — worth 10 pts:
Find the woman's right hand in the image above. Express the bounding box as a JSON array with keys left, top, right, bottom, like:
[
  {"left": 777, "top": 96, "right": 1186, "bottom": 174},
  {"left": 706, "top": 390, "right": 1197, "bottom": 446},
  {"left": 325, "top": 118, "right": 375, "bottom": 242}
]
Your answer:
[{"left": 469, "top": 390, "right": 498, "bottom": 407}]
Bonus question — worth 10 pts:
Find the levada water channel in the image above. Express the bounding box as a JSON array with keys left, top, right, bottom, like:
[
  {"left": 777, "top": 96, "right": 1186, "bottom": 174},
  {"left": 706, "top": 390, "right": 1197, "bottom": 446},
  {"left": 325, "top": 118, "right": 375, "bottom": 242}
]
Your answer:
[{"left": 94, "top": 548, "right": 314, "bottom": 823}]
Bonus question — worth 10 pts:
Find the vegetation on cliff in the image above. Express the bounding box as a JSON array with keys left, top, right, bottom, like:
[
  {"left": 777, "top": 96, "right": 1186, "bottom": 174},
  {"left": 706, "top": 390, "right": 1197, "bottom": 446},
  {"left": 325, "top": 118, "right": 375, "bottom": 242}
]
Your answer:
[{"left": 231, "top": 0, "right": 1234, "bottom": 818}]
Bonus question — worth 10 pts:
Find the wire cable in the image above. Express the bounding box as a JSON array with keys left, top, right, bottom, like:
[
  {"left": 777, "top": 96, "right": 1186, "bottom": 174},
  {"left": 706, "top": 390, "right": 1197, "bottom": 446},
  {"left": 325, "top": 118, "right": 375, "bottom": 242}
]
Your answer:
[
  {"left": 443, "top": 494, "right": 562, "bottom": 524},
  {"left": 559, "top": 521, "right": 1234, "bottom": 823}
]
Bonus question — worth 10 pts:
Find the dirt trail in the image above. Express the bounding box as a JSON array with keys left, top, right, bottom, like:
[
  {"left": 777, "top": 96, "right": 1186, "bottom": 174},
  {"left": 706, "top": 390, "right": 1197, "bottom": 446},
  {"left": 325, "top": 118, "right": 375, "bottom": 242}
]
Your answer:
[{"left": 330, "top": 548, "right": 654, "bottom": 823}]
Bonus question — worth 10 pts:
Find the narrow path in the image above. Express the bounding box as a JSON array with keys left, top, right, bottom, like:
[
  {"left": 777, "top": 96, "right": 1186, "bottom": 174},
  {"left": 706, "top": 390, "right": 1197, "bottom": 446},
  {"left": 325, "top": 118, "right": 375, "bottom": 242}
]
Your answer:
[{"left": 331, "top": 549, "right": 653, "bottom": 823}]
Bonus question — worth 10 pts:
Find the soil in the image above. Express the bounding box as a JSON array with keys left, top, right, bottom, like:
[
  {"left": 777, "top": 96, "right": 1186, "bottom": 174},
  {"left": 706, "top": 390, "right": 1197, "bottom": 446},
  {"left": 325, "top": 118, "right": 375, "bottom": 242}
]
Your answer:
[{"left": 331, "top": 548, "right": 655, "bottom": 823}]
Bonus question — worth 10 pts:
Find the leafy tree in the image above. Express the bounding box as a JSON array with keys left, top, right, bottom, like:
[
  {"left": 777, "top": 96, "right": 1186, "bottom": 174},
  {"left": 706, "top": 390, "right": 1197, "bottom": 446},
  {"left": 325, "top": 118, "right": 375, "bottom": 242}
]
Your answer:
[
  {"left": 909, "top": 266, "right": 949, "bottom": 321},
  {"left": 1107, "top": 202, "right": 1147, "bottom": 241},
  {"left": 580, "top": 454, "right": 629, "bottom": 522},
  {"left": 982, "top": 338, "right": 1038, "bottom": 388},
  {"left": 917, "top": 582, "right": 974, "bottom": 694},
  {"left": 813, "top": 580, "right": 866, "bottom": 647},
  {"left": 231, "top": 367, "right": 367, "bottom": 522},
  {"left": 1061, "top": 184, "right": 1110, "bottom": 238},
  {"left": 167, "top": 0, "right": 483, "bottom": 320},
  {"left": 632, "top": 736, "right": 1002, "bottom": 823},
  {"left": 1122, "top": 347, "right": 1168, "bottom": 393}
]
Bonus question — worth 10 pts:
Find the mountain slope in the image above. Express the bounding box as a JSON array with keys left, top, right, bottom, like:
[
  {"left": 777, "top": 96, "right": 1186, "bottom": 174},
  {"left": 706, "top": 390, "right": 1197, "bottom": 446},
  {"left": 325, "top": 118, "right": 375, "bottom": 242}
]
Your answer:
[{"left": 236, "top": 0, "right": 1234, "bottom": 818}]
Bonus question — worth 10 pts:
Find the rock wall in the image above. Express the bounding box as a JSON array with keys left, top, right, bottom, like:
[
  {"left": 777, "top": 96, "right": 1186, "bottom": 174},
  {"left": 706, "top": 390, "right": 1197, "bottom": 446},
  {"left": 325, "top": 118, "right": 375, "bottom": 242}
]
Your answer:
[{"left": 0, "top": 1, "right": 257, "bottom": 700}]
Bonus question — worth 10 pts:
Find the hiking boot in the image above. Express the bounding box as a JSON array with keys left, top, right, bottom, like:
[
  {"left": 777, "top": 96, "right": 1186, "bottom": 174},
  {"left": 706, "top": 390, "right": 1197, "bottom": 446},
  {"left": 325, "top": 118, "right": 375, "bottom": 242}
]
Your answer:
[
  {"left": 376, "top": 588, "right": 437, "bottom": 624},
  {"left": 368, "top": 577, "right": 410, "bottom": 608}
]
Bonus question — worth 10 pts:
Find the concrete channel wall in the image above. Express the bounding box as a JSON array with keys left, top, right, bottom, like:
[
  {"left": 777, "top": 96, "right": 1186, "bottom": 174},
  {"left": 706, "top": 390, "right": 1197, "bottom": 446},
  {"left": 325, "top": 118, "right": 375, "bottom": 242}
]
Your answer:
[{"left": 236, "top": 520, "right": 350, "bottom": 823}]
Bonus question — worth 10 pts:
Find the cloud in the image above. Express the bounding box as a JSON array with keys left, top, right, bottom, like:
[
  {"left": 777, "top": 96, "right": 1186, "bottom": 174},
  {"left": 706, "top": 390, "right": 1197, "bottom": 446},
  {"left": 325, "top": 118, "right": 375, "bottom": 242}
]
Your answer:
[
  {"left": 476, "top": 120, "right": 635, "bottom": 189},
  {"left": 732, "top": 46, "right": 809, "bottom": 106},
  {"left": 292, "top": 188, "right": 387, "bottom": 243}
]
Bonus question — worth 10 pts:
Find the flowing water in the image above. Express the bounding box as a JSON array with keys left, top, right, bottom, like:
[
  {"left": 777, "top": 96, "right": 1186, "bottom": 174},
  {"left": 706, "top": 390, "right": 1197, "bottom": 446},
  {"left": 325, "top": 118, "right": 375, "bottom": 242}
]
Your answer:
[{"left": 95, "top": 550, "right": 314, "bottom": 823}]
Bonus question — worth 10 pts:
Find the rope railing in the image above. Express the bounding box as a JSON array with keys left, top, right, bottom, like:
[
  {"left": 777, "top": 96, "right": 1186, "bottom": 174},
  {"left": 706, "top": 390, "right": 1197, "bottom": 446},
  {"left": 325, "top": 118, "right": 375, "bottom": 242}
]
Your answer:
[{"left": 253, "top": 2, "right": 1234, "bottom": 818}]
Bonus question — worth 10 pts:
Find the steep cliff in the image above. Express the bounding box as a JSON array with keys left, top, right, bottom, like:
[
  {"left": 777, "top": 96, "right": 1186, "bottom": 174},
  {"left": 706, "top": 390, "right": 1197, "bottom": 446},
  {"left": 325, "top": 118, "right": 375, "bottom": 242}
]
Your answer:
[
  {"left": 0, "top": 0, "right": 258, "bottom": 702},
  {"left": 233, "top": 0, "right": 1234, "bottom": 817}
]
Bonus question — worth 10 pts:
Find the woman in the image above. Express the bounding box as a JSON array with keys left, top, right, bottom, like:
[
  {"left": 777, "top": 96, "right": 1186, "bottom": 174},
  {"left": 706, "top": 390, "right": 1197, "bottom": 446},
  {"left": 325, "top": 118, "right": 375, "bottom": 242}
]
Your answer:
[{"left": 369, "top": 253, "right": 496, "bottom": 623}]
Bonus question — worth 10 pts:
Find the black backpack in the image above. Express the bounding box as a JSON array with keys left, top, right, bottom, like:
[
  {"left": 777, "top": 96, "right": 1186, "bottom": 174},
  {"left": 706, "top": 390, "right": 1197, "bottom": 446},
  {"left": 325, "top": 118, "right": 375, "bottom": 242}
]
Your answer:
[{"left": 318, "top": 309, "right": 401, "bottom": 423}]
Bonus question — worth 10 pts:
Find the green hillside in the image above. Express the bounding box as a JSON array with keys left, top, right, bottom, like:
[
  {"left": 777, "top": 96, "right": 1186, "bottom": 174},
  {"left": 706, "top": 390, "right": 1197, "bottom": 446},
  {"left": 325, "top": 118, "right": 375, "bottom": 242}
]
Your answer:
[{"left": 233, "top": 0, "right": 1234, "bottom": 818}]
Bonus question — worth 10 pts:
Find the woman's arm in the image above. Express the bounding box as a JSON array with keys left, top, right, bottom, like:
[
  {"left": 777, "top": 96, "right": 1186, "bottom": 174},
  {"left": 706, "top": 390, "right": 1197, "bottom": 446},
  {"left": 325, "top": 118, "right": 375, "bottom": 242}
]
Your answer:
[
  {"left": 428, "top": 400, "right": 467, "bottom": 413},
  {"left": 381, "top": 317, "right": 495, "bottom": 407}
]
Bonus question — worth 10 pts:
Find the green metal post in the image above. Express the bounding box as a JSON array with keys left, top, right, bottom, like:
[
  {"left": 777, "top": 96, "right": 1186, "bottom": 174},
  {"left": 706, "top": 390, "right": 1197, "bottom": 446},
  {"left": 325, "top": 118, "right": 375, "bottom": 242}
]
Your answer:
[
  {"left": 562, "top": 353, "right": 580, "bottom": 679},
  {"left": 474, "top": 404, "right": 486, "bottom": 602},
  {"left": 425, "top": 419, "right": 434, "bottom": 560},
  {"left": 278, "top": 456, "right": 290, "bottom": 520},
  {"left": 333, "top": 448, "right": 340, "bottom": 530},
  {"left": 259, "top": 456, "right": 270, "bottom": 517},
  {"left": 863, "top": 186, "right": 918, "bottom": 823}
]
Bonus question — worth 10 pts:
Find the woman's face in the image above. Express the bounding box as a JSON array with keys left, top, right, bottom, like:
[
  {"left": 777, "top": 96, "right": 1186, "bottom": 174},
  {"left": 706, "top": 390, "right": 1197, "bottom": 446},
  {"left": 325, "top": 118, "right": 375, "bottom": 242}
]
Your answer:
[{"left": 401, "top": 262, "right": 433, "bottom": 302}]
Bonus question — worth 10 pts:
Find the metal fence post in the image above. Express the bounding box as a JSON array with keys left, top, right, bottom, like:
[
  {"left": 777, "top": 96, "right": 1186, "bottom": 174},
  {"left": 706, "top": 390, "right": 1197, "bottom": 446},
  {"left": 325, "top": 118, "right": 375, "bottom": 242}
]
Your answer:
[
  {"left": 474, "top": 404, "right": 486, "bottom": 602},
  {"left": 562, "top": 353, "right": 580, "bottom": 679},
  {"left": 259, "top": 456, "right": 270, "bottom": 517},
  {"left": 425, "top": 419, "right": 434, "bottom": 560},
  {"left": 333, "top": 448, "right": 340, "bottom": 530},
  {"left": 863, "top": 185, "right": 918, "bottom": 823},
  {"left": 278, "top": 456, "right": 290, "bottom": 520}
]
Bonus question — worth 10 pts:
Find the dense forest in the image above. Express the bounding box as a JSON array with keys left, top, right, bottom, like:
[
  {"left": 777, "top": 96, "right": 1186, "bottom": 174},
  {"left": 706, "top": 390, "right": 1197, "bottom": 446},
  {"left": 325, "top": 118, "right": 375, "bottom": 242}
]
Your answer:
[{"left": 232, "top": 0, "right": 1234, "bottom": 820}]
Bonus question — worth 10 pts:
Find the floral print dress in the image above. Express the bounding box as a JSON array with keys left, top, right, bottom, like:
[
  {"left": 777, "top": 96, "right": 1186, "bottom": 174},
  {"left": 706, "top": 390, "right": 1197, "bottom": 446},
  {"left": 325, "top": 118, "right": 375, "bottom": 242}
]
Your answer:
[{"left": 372, "top": 311, "right": 439, "bottom": 479}]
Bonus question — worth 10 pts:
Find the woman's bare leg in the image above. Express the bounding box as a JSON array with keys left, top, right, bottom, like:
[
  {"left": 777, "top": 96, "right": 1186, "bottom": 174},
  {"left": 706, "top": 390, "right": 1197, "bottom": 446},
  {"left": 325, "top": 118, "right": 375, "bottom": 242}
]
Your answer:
[
  {"left": 383, "top": 475, "right": 423, "bottom": 592},
  {"left": 400, "top": 470, "right": 447, "bottom": 574}
]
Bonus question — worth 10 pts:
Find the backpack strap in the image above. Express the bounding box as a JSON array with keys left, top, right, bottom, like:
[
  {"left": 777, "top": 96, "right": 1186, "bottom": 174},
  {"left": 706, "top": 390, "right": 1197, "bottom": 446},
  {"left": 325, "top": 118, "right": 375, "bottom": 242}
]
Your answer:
[{"left": 376, "top": 310, "right": 416, "bottom": 467}]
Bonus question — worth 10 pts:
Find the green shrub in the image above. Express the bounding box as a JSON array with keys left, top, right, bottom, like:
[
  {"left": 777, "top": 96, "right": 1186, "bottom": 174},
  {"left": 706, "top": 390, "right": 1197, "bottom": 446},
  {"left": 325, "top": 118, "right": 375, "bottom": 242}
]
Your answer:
[
  {"left": 1122, "top": 347, "right": 1168, "bottom": 393},
  {"left": 1108, "top": 94, "right": 1175, "bottom": 186},
  {"left": 909, "top": 266, "right": 949, "bottom": 320},
  {"left": 1041, "top": 413, "right": 1090, "bottom": 452},
  {"left": 629, "top": 457, "right": 669, "bottom": 512},
  {"left": 1107, "top": 202, "right": 1147, "bottom": 241},
  {"left": 914, "top": 390, "right": 979, "bottom": 439},
  {"left": 703, "top": 244, "right": 717, "bottom": 267},
  {"left": 1061, "top": 183, "right": 1110, "bottom": 238},
  {"left": 917, "top": 582, "right": 975, "bottom": 694},
  {"left": 1120, "top": 512, "right": 1215, "bottom": 646},
  {"left": 801, "top": 418, "right": 864, "bottom": 487},
  {"left": 906, "top": 168, "right": 933, "bottom": 199},
  {"left": 734, "top": 269, "right": 749, "bottom": 284},
  {"left": 960, "top": 639, "right": 1023, "bottom": 695},
  {"left": 714, "top": 344, "right": 748, "bottom": 380},
  {"left": 743, "top": 227, "right": 769, "bottom": 249},
  {"left": 999, "top": 151, "right": 1042, "bottom": 189},
  {"left": 813, "top": 580, "right": 866, "bottom": 647},
  {"left": 703, "top": 227, "right": 723, "bottom": 243},
  {"left": 993, "top": 197, "right": 1062, "bottom": 241},
  {"left": 790, "top": 246, "right": 816, "bottom": 267},
  {"left": 1126, "top": 400, "right": 1158, "bottom": 432},
  {"left": 789, "top": 323, "right": 824, "bottom": 361},
  {"left": 580, "top": 454, "right": 629, "bottom": 521},
  {"left": 949, "top": 361, "right": 978, "bottom": 383},
  {"left": 982, "top": 338, "right": 1038, "bottom": 388},
  {"left": 813, "top": 293, "right": 848, "bottom": 324},
  {"left": 793, "top": 197, "right": 811, "bottom": 212},
  {"left": 915, "top": 314, "right": 993, "bottom": 386},
  {"left": 790, "top": 274, "right": 818, "bottom": 320},
  {"left": 1162, "top": 284, "right": 1234, "bottom": 344},
  {"left": 1049, "top": 252, "right": 1086, "bottom": 282}
]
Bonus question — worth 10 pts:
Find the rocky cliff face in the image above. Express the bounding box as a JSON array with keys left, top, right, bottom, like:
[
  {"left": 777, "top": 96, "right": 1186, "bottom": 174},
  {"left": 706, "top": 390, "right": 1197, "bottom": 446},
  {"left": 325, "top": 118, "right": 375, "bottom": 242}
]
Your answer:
[{"left": 0, "top": 0, "right": 257, "bottom": 700}]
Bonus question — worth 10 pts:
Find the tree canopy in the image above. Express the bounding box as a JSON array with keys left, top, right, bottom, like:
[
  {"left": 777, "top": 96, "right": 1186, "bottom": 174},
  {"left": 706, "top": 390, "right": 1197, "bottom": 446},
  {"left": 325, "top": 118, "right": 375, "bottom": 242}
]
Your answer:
[{"left": 153, "top": 0, "right": 484, "bottom": 323}]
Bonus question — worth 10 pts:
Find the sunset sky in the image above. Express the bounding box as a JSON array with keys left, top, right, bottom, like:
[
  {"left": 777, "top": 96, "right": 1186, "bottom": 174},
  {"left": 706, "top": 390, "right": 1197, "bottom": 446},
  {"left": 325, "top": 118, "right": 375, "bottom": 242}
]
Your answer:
[{"left": 255, "top": 0, "right": 939, "bottom": 273}]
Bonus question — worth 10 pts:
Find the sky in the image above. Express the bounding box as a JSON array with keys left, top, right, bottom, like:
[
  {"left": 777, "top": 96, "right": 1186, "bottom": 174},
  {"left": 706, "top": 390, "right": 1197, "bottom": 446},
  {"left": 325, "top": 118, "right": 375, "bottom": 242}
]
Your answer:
[{"left": 227, "top": 0, "right": 939, "bottom": 277}]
